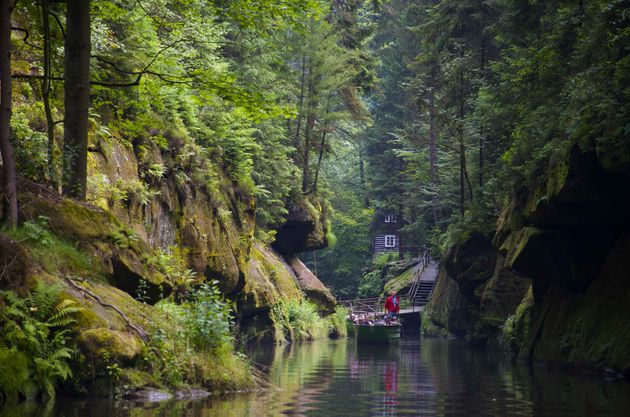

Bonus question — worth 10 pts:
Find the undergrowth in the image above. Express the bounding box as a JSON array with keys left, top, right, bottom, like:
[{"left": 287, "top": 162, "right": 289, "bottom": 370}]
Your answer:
[
  {"left": 148, "top": 282, "right": 251, "bottom": 390},
  {"left": 0, "top": 283, "right": 81, "bottom": 402},
  {"left": 3, "top": 216, "right": 96, "bottom": 277},
  {"left": 270, "top": 299, "right": 347, "bottom": 343}
]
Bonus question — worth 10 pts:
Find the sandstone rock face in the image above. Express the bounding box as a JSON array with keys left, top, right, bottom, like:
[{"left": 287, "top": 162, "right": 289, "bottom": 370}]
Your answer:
[
  {"left": 422, "top": 265, "right": 475, "bottom": 338},
  {"left": 284, "top": 255, "right": 336, "bottom": 314},
  {"left": 424, "top": 240, "right": 530, "bottom": 345},
  {"left": 494, "top": 145, "right": 630, "bottom": 374},
  {"left": 480, "top": 254, "right": 530, "bottom": 328},
  {"left": 86, "top": 139, "right": 333, "bottom": 313},
  {"left": 444, "top": 234, "right": 497, "bottom": 305},
  {"left": 273, "top": 194, "right": 329, "bottom": 254},
  {"left": 88, "top": 139, "right": 255, "bottom": 296}
]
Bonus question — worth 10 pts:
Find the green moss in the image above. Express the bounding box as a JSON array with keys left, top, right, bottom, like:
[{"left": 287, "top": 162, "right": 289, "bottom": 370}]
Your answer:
[
  {"left": 327, "top": 306, "right": 348, "bottom": 338},
  {"left": 190, "top": 350, "right": 252, "bottom": 392},
  {"left": 384, "top": 268, "right": 414, "bottom": 295},
  {"left": 119, "top": 368, "right": 160, "bottom": 391},
  {"left": 4, "top": 225, "right": 100, "bottom": 278},
  {"left": 270, "top": 299, "right": 331, "bottom": 343},
  {"left": 24, "top": 197, "right": 118, "bottom": 242},
  {"left": 501, "top": 287, "right": 534, "bottom": 354},
  {"left": 78, "top": 328, "right": 144, "bottom": 362}
]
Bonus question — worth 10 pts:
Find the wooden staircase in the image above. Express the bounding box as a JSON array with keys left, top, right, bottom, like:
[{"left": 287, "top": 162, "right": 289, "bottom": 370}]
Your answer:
[{"left": 412, "top": 280, "right": 435, "bottom": 306}]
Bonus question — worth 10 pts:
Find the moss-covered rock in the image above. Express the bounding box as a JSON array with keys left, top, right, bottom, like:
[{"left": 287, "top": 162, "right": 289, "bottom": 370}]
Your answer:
[
  {"left": 383, "top": 268, "right": 414, "bottom": 295},
  {"left": 480, "top": 255, "right": 531, "bottom": 339},
  {"left": 421, "top": 265, "right": 475, "bottom": 338},
  {"left": 284, "top": 255, "right": 336, "bottom": 314},
  {"left": 78, "top": 328, "right": 143, "bottom": 363},
  {"left": 491, "top": 145, "right": 630, "bottom": 375},
  {"left": 239, "top": 244, "right": 302, "bottom": 312}
]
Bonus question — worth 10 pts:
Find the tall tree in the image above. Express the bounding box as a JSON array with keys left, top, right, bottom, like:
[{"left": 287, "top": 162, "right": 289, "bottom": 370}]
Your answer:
[
  {"left": 0, "top": 0, "right": 18, "bottom": 227},
  {"left": 62, "top": 0, "right": 90, "bottom": 199}
]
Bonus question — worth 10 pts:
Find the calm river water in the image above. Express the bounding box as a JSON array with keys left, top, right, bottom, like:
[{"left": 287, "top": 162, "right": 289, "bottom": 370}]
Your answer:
[{"left": 4, "top": 337, "right": 630, "bottom": 417}]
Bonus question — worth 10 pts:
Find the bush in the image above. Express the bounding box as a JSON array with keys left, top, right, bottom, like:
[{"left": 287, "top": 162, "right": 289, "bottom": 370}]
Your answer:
[
  {"left": 270, "top": 299, "right": 330, "bottom": 343},
  {"left": 148, "top": 282, "right": 249, "bottom": 389},
  {"left": 183, "top": 283, "right": 234, "bottom": 352}
]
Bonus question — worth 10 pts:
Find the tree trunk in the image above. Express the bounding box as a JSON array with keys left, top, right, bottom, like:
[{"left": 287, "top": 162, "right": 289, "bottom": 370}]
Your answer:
[
  {"left": 293, "top": 54, "right": 307, "bottom": 164},
  {"left": 63, "top": 0, "right": 91, "bottom": 200},
  {"left": 312, "top": 96, "right": 331, "bottom": 193},
  {"left": 478, "top": 124, "right": 483, "bottom": 188},
  {"left": 40, "top": 0, "right": 58, "bottom": 190},
  {"left": 428, "top": 89, "right": 439, "bottom": 224},
  {"left": 459, "top": 130, "right": 465, "bottom": 216},
  {"left": 458, "top": 64, "right": 466, "bottom": 215},
  {"left": 0, "top": 0, "right": 18, "bottom": 227},
  {"left": 302, "top": 74, "right": 317, "bottom": 193}
]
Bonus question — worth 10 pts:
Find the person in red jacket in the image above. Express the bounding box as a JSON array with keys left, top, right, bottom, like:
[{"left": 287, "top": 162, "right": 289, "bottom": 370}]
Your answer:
[{"left": 384, "top": 290, "right": 400, "bottom": 320}]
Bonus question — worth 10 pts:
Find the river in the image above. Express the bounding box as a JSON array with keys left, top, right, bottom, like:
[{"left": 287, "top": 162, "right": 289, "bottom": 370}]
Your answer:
[{"left": 3, "top": 337, "right": 630, "bottom": 417}]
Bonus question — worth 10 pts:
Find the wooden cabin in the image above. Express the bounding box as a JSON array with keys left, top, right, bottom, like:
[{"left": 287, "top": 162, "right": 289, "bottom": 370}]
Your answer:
[
  {"left": 372, "top": 212, "right": 402, "bottom": 254},
  {"left": 372, "top": 212, "right": 419, "bottom": 257}
]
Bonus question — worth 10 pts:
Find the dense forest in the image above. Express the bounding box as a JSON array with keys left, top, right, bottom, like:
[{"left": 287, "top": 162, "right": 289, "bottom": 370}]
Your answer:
[{"left": 1, "top": 0, "right": 629, "bottom": 404}]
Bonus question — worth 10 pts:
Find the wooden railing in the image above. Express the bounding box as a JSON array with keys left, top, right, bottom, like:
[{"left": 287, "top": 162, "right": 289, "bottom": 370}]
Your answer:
[
  {"left": 405, "top": 249, "right": 430, "bottom": 302},
  {"left": 339, "top": 249, "right": 431, "bottom": 318}
]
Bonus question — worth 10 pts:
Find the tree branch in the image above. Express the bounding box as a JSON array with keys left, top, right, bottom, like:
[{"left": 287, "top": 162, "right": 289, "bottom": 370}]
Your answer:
[
  {"left": 49, "top": 11, "right": 66, "bottom": 39},
  {"left": 11, "top": 26, "right": 42, "bottom": 50}
]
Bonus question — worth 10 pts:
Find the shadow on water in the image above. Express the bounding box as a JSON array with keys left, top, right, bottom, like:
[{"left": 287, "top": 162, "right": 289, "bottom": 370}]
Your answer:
[{"left": 4, "top": 338, "right": 630, "bottom": 417}]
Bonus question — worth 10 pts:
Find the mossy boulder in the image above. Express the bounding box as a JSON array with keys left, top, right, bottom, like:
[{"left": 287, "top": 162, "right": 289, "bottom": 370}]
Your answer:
[
  {"left": 383, "top": 267, "right": 414, "bottom": 295},
  {"left": 78, "top": 328, "right": 143, "bottom": 363}
]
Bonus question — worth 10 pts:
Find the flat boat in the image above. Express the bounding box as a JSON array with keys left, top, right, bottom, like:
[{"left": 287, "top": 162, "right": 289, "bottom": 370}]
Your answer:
[{"left": 354, "top": 324, "right": 401, "bottom": 344}]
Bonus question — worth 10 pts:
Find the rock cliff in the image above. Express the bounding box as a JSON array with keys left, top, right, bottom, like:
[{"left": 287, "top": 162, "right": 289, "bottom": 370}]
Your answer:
[
  {"left": 424, "top": 145, "right": 630, "bottom": 376},
  {"left": 4, "top": 135, "right": 336, "bottom": 394}
]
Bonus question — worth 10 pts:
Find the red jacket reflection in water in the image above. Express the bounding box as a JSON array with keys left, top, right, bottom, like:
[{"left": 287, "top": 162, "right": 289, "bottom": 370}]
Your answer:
[
  {"left": 384, "top": 363, "right": 398, "bottom": 393},
  {"left": 383, "top": 362, "right": 399, "bottom": 412}
]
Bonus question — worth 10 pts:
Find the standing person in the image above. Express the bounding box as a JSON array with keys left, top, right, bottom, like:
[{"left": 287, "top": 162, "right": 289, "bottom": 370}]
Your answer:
[{"left": 384, "top": 290, "right": 400, "bottom": 321}]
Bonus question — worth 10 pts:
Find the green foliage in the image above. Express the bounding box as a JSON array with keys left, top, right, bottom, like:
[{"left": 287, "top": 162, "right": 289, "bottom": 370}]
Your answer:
[
  {"left": 0, "top": 283, "right": 81, "bottom": 400},
  {"left": 0, "top": 349, "right": 29, "bottom": 402},
  {"left": 19, "top": 216, "right": 54, "bottom": 246},
  {"left": 145, "top": 247, "right": 199, "bottom": 299},
  {"left": 155, "top": 281, "right": 234, "bottom": 353},
  {"left": 270, "top": 299, "right": 330, "bottom": 343},
  {"left": 501, "top": 287, "right": 534, "bottom": 355},
  {"left": 328, "top": 306, "right": 349, "bottom": 338},
  {"left": 182, "top": 283, "right": 234, "bottom": 352},
  {"left": 429, "top": 205, "right": 496, "bottom": 259},
  {"left": 146, "top": 282, "right": 247, "bottom": 389}
]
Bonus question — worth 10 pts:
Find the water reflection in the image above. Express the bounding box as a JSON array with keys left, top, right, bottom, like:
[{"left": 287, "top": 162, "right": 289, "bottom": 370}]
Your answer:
[{"left": 3, "top": 338, "right": 630, "bottom": 417}]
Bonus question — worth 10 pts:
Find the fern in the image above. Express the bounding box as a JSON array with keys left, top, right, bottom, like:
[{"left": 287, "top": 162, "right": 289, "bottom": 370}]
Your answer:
[
  {"left": 29, "top": 283, "right": 61, "bottom": 321},
  {"left": 48, "top": 299, "right": 82, "bottom": 328},
  {"left": 0, "top": 348, "right": 29, "bottom": 400},
  {"left": 0, "top": 283, "right": 81, "bottom": 400}
]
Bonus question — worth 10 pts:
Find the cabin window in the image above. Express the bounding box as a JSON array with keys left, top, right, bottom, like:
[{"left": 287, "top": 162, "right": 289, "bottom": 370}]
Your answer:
[
  {"left": 385, "top": 235, "right": 396, "bottom": 247},
  {"left": 385, "top": 214, "right": 397, "bottom": 223}
]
